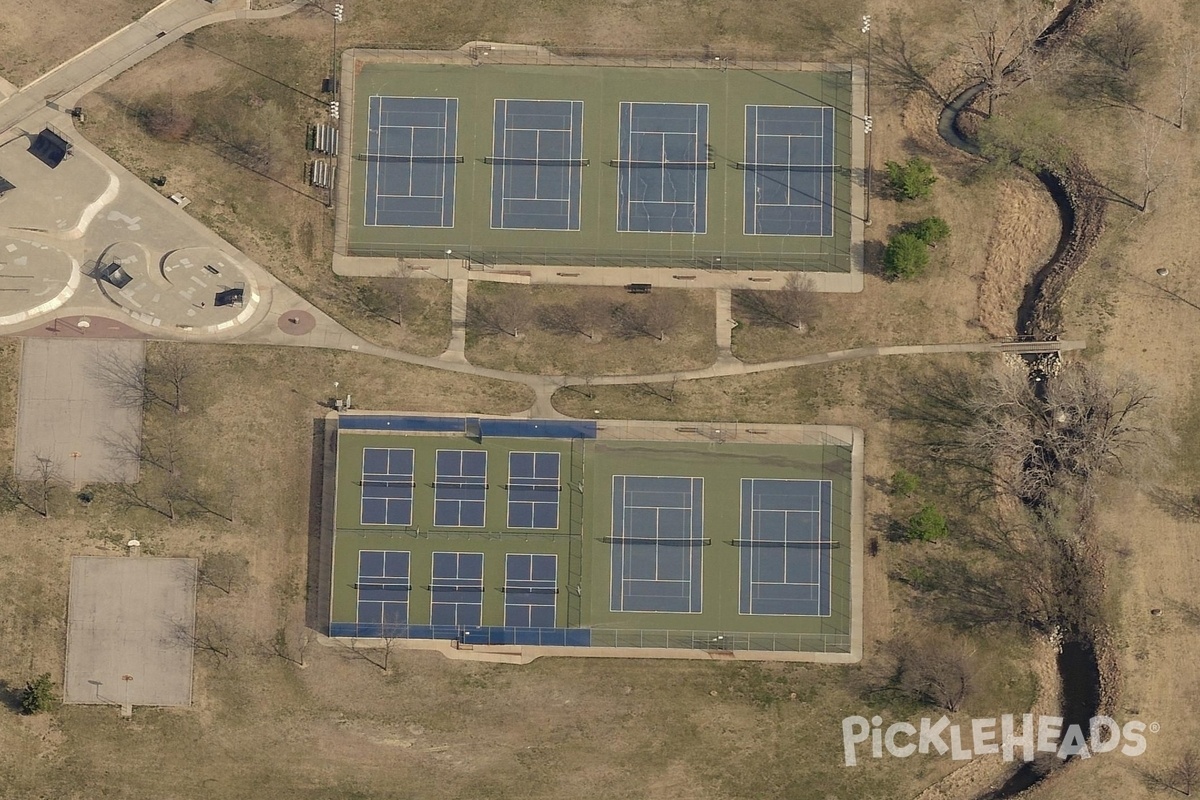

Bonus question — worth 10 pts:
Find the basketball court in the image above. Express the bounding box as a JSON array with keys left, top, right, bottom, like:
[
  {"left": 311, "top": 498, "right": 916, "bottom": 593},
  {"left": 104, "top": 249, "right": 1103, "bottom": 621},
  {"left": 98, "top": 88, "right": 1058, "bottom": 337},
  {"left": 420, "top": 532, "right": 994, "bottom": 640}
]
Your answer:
[
  {"left": 15, "top": 339, "right": 143, "bottom": 484},
  {"left": 64, "top": 556, "right": 197, "bottom": 708}
]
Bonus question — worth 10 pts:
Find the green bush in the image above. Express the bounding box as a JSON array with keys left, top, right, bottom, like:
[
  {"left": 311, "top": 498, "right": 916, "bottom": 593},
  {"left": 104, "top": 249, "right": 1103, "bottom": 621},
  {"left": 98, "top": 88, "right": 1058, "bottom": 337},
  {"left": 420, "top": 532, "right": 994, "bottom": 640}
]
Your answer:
[
  {"left": 884, "top": 157, "right": 937, "bottom": 201},
  {"left": 890, "top": 469, "right": 920, "bottom": 497},
  {"left": 910, "top": 216, "right": 951, "bottom": 246},
  {"left": 20, "top": 673, "right": 56, "bottom": 715},
  {"left": 905, "top": 505, "right": 949, "bottom": 543},
  {"left": 883, "top": 232, "right": 930, "bottom": 280}
]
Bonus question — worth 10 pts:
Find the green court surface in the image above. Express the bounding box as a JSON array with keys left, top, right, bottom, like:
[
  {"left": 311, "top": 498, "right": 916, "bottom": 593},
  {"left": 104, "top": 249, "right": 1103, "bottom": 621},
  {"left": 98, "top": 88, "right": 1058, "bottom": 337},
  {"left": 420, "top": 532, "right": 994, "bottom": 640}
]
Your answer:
[
  {"left": 344, "top": 60, "right": 854, "bottom": 271},
  {"left": 328, "top": 416, "right": 857, "bottom": 656}
]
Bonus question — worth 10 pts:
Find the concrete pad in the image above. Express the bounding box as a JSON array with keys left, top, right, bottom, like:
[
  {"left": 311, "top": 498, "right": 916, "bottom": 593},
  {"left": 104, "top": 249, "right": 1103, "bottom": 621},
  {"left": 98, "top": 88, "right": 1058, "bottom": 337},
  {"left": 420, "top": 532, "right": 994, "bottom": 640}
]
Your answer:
[
  {"left": 15, "top": 339, "right": 143, "bottom": 483},
  {"left": 0, "top": 133, "right": 111, "bottom": 234},
  {"left": 65, "top": 556, "right": 197, "bottom": 707},
  {"left": 0, "top": 236, "right": 78, "bottom": 324}
]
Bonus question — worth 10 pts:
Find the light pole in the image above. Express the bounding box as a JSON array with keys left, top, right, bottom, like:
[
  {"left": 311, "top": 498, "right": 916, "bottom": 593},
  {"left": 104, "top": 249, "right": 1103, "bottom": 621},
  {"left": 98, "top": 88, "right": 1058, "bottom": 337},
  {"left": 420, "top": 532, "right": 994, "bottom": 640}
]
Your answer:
[
  {"left": 445, "top": 249, "right": 453, "bottom": 281},
  {"left": 861, "top": 14, "right": 873, "bottom": 226}
]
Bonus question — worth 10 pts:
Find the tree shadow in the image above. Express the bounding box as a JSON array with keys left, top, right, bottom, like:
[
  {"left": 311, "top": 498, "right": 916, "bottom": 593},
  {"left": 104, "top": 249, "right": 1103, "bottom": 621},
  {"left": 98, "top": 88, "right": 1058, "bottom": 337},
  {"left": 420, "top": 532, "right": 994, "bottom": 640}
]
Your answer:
[
  {"left": 304, "top": 418, "right": 329, "bottom": 633},
  {"left": 0, "top": 678, "right": 24, "bottom": 713}
]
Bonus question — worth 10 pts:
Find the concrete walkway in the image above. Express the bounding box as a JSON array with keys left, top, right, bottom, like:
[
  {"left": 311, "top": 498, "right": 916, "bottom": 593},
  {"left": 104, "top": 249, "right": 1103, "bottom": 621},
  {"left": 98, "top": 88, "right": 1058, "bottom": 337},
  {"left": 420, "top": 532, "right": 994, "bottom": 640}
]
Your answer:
[
  {"left": 442, "top": 278, "right": 469, "bottom": 363},
  {"left": 0, "top": 0, "right": 308, "bottom": 130},
  {"left": 715, "top": 289, "right": 734, "bottom": 358}
]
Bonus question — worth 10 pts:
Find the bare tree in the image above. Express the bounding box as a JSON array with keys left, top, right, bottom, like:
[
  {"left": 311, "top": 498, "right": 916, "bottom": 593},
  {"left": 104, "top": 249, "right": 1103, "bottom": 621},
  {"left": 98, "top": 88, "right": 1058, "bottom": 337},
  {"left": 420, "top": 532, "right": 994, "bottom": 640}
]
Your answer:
[
  {"left": 27, "top": 454, "right": 61, "bottom": 518},
  {"left": 1132, "top": 114, "right": 1174, "bottom": 213},
  {"left": 113, "top": 481, "right": 175, "bottom": 519},
  {"left": 337, "top": 631, "right": 401, "bottom": 672},
  {"left": 957, "top": 1, "right": 1056, "bottom": 116},
  {"left": 89, "top": 345, "right": 195, "bottom": 414},
  {"left": 874, "top": 633, "right": 976, "bottom": 712},
  {"left": 1172, "top": 39, "right": 1197, "bottom": 129},
  {"left": 612, "top": 294, "right": 684, "bottom": 341},
  {"left": 961, "top": 363, "right": 1157, "bottom": 503},
  {"left": 1149, "top": 487, "right": 1200, "bottom": 522},
  {"left": 197, "top": 551, "right": 250, "bottom": 595},
  {"left": 258, "top": 625, "right": 311, "bottom": 668},
  {"left": 1069, "top": 6, "right": 1160, "bottom": 112},
  {"left": 871, "top": 15, "right": 945, "bottom": 103},
  {"left": 1143, "top": 748, "right": 1200, "bottom": 795},
  {"left": 172, "top": 617, "right": 234, "bottom": 662},
  {"left": 88, "top": 347, "right": 153, "bottom": 411},
  {"left": 1174, "top": 750, "right": 1200, "bottom": 796},
  {"left": 0, "top": 466, "right": 53, "bottom": 517},
  {"left": 734, "top": 274, "right": 820, "bottom": 331},
  {"left": 352, "top": 273, "right": 418, "bottom": 327},
  {"left": 152, "top": 345, "right": 196, "bottom": 415},
  {"left": 892, "top": 362, "right": 1157, "bottom": 506},
  {"left": 466, "top": 288, "right": 532, "bottom": 338},
  {"left": 635, "top": 375, "right": 680, "bottom": 403},
  {"left": 538, "top": 297, "right": 610, "bottom": 340}
]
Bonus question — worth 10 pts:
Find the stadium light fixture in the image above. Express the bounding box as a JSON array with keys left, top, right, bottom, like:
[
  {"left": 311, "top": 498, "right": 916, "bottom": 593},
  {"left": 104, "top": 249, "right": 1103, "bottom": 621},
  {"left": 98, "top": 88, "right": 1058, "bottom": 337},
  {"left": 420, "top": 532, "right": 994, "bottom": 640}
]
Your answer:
[{"left": 333, "top": 3, "right": 344, "bottom": 22}]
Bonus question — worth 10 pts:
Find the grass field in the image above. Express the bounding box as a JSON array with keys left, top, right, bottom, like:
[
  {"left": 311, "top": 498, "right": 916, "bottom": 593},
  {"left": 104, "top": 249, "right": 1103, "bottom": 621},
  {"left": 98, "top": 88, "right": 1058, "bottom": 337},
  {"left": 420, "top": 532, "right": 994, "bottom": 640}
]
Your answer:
[
  {"left": 344, "top": 58, "right": 854, "bottom": 271},
  {"left": 0, "top": 0, "right": 159, "bottom": 87},
  {"left": 465, "top": 284, "right": 716, "bottom": 375}
]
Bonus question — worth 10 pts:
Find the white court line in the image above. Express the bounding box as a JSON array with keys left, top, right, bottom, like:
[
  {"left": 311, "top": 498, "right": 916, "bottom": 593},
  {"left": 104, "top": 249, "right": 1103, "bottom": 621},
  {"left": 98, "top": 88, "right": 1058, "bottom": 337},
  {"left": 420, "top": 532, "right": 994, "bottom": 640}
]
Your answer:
[
  {"left": 568, "top": 101, "right": 579, "bottom": 229},
  {"left": 825, "top": 106, "right": 836, "bottom": 236},
  {"left": 367, "top": 95, "right": 380, "bottom": 227},
  {"left": 740, "top": 478, "right": 835, "bottom": 615},
  {"left": 692, "top": 104, "right": 701, "bottom": 233},
  {"left": 610, "top": 474, "right": 705, "bottom": 613}
]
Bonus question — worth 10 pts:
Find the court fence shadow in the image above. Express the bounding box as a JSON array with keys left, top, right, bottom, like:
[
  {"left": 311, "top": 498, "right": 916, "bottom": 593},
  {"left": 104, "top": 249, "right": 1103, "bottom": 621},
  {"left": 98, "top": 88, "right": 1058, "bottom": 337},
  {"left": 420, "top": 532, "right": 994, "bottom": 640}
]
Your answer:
[{"left": 304, "top": 417, "right": 331, "bottom": 634}]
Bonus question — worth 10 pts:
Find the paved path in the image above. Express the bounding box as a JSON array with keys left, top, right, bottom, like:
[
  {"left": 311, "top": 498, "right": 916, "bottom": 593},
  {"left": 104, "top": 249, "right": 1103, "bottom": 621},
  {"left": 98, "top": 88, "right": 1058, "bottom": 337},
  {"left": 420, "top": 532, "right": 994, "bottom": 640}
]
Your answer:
[
  {"left": 715, "top": 289, "right": 734, "bottom": 357},
  {"left": 566, "top": 340, "right": 1087, "bottom": 388},
  {"left": 442, "top": 278, "right": 469, "bottom": 363},
  {"left": 0, "top": 0, "right": 308, "bottom": 131}
]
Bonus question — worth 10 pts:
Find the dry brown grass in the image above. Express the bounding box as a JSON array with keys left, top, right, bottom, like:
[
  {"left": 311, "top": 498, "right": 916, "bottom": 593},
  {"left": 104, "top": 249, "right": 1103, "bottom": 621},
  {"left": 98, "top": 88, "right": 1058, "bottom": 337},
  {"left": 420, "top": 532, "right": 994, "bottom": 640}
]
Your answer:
[
  {"left": 0, "top": 0, "right": 159, "bottom": 88},
  {"left": 466, "top": 285, "right": 716, "bottom": 375},
  {"left": 0, "top": 343, "right": 1043, "bottom": 800}
]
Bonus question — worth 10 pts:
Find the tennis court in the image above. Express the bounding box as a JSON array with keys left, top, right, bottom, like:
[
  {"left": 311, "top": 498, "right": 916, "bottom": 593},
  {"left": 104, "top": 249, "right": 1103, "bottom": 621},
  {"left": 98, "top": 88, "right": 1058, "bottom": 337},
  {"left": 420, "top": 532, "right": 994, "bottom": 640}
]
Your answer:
[
  {"left": 342, "top": 58, "right": 858, "bottom": 271},
  {"left": 329, "top": 415, "right": 860, "bottom": 658},
  {"left": 490, "top": 99, "right": 585, "bottom": 231},
  {"left": 739, "top": 478, "right": 833, "bottom": 616},
  {"left": 609, "top": 475, "right": 705, "bottom": 612},
  {"left": 743, "top": 106, "right": 836, "bottom": 236},
  {"left": 364, "top": 96, "right": 460, "bottom": 227},
  {"left": 615, "top": 102, "right": 710, "bottom": 234}
]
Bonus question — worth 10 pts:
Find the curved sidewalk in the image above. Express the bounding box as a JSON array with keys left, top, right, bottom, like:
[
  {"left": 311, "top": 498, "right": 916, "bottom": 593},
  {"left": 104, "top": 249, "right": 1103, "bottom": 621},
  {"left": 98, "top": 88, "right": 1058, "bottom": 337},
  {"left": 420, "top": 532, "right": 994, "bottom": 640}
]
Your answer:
[{"left": 0, "top": 0, "right": 308, "bottom": 134}]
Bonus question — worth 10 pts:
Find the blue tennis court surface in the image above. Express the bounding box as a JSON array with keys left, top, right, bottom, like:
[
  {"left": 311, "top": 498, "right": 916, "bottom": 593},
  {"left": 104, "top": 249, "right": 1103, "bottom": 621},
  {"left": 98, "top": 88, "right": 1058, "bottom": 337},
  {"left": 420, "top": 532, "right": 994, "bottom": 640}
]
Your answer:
[
  {"left": 434, "top": 450, "right": 488, "bottom": 527},
  {"left": 361, "top": 447, "right": 415, "bottom": 525},
  {"left": 490, "top": 100, "right": 585, "bottom": 231},
  {"left": 365, "top": 96, "right": 459, "bottom": 228},
  {"left": 430, "top": 551, "right": 484, "bottom": 626},
  {"left": 504, "top": 554, "right": 558, "bottom": 627},
  {"left": 610, "top": 475, "right": 705, "bottom": 613},
  {"left": 507, "top": 451, "right": 561, "bottom": 529},
  {"left": 357, "top": 550, "right": 410, "bottom": 634},
  {"left": 743, "top": 106, "right": 835, "bottom": 237},
  {"left": 739, "top": 478, "right": 832, "bottom": 616},
  {"left": 616, "top": 102, "right": 709, "bottom": 234}
]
